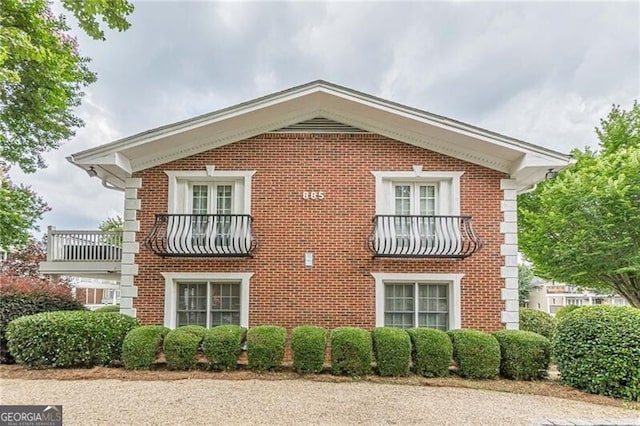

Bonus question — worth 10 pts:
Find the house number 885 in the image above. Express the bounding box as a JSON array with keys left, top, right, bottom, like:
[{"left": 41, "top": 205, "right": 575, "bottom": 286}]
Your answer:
[{"left": 303, "top": 191, "right": 325, "bottom": 200}]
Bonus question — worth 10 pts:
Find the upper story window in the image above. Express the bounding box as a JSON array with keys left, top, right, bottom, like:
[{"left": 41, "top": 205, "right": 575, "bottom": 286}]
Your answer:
[
  {"left": 369, "top": 170, "right": 480, "bottom": 258},
  {"left": 145, "top": 168, "right": 256, "bottom": 257}
]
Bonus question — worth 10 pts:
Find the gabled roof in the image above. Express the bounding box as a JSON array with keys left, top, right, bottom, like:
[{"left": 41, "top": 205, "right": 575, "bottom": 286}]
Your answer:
[{"left": 68, "top": 80, "right": 573, "bottom": 192}]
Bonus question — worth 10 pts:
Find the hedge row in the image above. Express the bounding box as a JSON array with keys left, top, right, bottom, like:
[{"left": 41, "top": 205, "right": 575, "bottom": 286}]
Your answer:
[
  {"left": 119, "top": 325, "right": 549, "bottom": 381},
  {"left": 5, "top": 314, "right": 551, "bottom": 383}
]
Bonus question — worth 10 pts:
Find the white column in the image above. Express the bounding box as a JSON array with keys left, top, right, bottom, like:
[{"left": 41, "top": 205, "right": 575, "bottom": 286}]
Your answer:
[
  {"left": 500, "top": 179, "right": 519, "bottom": 329},
  {"left": 119, "top": 177, "right": 141, "bottom": 317}
]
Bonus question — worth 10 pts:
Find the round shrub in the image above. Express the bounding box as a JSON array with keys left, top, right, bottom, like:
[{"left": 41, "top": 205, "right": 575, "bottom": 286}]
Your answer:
[
  {"left": 371, "top": 327, "right": 411, "bottom": 377},
  {"left": 330, "top": 327, "right": 372, "bottom": 376},
  {"left": 93, "top": 304, "right": 120, "bottom": 313},
  {"left": 291, "top": 325, "right": 327, "bottom": 374},
  {"left": 202, "top": 325, "right": 247, "bottom": 371},
  {"left": 492, "top": 330, "right": 550, "bottom": 380},
  {"left": 447, "top": 329, "right": 500, "bottom": 379},
  {"left": 246, "top": 325, "right": 286, "bottom": 371},
  {"left": 122, "top": 325, "right": 170, "bottom": 370},
  {"left": 406, "top": 328, "right": 452, "bottom": 377},
  {"left": 0, "top": 277, "right": 85, "bottom": 363},
  {"left": 519, "top": 308, "right": 555, "bottom": 339},
  {"left": 163, "top": 325, "right": 207, "bottom": 370},
  {"left": 554, "top": 305, "right": 581, "bottom": 321},
  {"left": 5, "top": 311, "right": 138, "bottom": 368},
  {"left": 554, "top": 305, "right": 640, "bottom": 401}
]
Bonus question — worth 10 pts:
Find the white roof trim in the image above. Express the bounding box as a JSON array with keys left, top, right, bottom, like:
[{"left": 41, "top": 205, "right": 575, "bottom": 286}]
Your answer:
[{"left": 68, "top": 80, "right": 573, "bottom": 191}]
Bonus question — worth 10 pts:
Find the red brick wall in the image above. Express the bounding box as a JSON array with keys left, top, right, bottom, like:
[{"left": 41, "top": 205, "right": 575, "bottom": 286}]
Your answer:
[{"left": 134, "top": 133, "right": 507, "bottom": 332}]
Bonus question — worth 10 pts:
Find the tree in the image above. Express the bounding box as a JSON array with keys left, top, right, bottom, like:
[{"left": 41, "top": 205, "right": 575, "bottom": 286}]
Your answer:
[
  {"left": 519, "top": 102, "right": 640, "bottom": 308},
  {"left": 0, "top": 239, "right": 45, "bottom": 277},
  {"left": 0, "top": 0, "right": 133, "bottom": 248},
  {"left": 518, "top": 264, "right": 533, "bottom": 306},
  {"left": 0, "top": 167, "right": 49, "bottom": 249}
]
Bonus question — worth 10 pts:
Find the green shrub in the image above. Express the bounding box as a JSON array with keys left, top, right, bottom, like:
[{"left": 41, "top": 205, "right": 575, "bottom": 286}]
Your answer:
[
  {"left": 5, "top": 311, "right": 138, "bottom": 368},
  {"left": 519, "top": 308, "right": 555, "bottom": 339},
  {"left": 202, "top": 325, "right": 246, "bottom": 371},
  {"left": 406, "top": 328, "right": 452, "bottom": 377},
  {"left": 554, "top": 305, "right": 581, "bottom": 321},
  {"left": 246, "top": 325, "right": 286, "bottom": 371},
  {"left": 122, "top": 325, "right": 170, "bottom": 370},
  {"left": 492, "top": 330, "right": 550, "bottom": 380},
  {"left": 0, "top": 278, "right": 85, "bottom": 363},
  {"left": 291, "top": 325, "right": 327, "bottom": 374},
  {"left": 371, "top": 327, "right": 411, "bottom": 377},
  {"left": 554, "top": 305, "right": 640, "bottom": 401},
  {"left": 93, "top": 304, "right": 120, "bottom": 313},
  {"left": 330, "top": 327, "right": 372, "bottom": 376},
  {"left": 448, "top": 329, "right": 500, "bottom": 379},
  {"left": 163, "top": 326, "right": 207, "bottom": 370}
]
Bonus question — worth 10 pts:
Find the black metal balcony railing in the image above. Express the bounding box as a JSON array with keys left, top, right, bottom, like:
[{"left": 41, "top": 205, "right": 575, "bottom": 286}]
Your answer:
[
  {"left": 368, "top": 215, "right": 482, "bottom": 258},
  {"left": 145, "top": 214, "right": 256, "bottom": 257}
]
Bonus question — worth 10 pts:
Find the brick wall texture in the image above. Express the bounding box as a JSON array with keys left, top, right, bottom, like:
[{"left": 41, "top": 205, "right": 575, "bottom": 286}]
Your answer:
[{"left": 134, "top": 132, "right": 507, "bottom": 332}]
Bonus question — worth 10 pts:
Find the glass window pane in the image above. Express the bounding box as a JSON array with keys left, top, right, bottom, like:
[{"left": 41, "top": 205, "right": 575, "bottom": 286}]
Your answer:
[
  {"left": 209, "top": 282, "right": 240, "bottom": 327},
  {"left": 418, "top": 284, "right": 449, "bottom": 331}
]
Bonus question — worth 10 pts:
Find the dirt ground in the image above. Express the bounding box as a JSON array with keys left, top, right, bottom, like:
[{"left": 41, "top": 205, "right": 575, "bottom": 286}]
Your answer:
[{"left": 1, "top": 364, "right": 638, "bottom": 411}]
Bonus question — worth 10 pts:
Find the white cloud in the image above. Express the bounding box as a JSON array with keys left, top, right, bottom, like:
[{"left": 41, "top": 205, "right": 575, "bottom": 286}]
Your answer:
[{"left": 8, "top": 0, "right": 639, "bottom": 236}]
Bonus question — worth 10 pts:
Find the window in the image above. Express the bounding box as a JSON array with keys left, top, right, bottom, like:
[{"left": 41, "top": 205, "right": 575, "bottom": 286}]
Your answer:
[
  {"left": 393, "top": 184, "right": 437, "bottom": 241},
  {"left": 371, "top": 171, "right": 463, "bottom": 216},
  {"left": 177, "top": 281, "right": 240, "bottom": 327},
  {"left": 372, "top": 272, "right": 462, "bottom": 331},
  {"left": 162, "top": 272, "right": 252, "bottom": 328},
  {"left": 190, "top": 183, "right": 235, "bottom": 247},
  {"left": 384, "top": 282, "right": 449, "bottom": 330}
]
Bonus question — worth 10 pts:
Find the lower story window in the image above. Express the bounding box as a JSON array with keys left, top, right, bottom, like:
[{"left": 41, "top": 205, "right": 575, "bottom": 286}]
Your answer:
[
  {"left": 384, "top": 283, "right": 449, "bottom": 330},
  {"left": 372, "top": 272, "right": 462, "bottom": 331},
  {"left": 177, "top": 281, "right": 241, "bottom": 327},
  {"left": 162, "top": 272, "right": 253, "bottom": 329}
]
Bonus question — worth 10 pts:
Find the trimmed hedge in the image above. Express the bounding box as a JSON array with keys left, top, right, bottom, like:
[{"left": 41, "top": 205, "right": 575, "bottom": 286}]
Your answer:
[
  {"left": 122, "top": 325, "right": 170, "bottom": 370},
  {"left": 93, "top": 304, "right": 120, "bottom": 313},
  {"left": 554, "top": 305, "right": 581, "bottom": 321},
  {"left": 202, "top": 325, "right": 246, "bottom": 371},
  {"left": 330, "top": 327, "right": 372, "bottom": 376},
  {"left": 6, "top": 311, "right": 138, "bottom": 368},
  {"left": 291, "top": 325, "right": 327, "bottom": 374},
  {"left": 492, "top": 330, "right": 550, "bottom": 380},
  {"left": 246, "top": 325, "right": 286, "bottom": 371},
  {"left": 163, "top": 325, "right": 207, "bottom": 370},
  {"left": 406, "top": 328, "right": 452, "bottom": 377},
  {"left": 371, "top": 327, "right": 411, "bottom": 377},
  {"left": 519, "top": 308, "right": 555, "bottom": 339},
  {"left": 0, "top": 284, "right": 85, "bottom": 363},
  {"left": 554, "top": 305, "right": 640, "bottom": 401},
  {"left": 448, "top": 329, "right": 500, "bottom": 379}
]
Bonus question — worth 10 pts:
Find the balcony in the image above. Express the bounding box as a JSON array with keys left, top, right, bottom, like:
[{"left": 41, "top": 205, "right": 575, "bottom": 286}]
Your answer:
[
  {"left": 145, "top": 214, "right": 256, "bottom": 257},
  {"left": 368, "top": 215, "right": 481, "bottom": 259},
  {"left": 40, "top": 229, "right": 123, "bottom": 280}
]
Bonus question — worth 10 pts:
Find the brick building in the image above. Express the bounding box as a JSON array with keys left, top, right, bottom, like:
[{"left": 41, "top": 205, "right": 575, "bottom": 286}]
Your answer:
[{"left": 40, "top": 81, "right": 573, "bottom": 332}]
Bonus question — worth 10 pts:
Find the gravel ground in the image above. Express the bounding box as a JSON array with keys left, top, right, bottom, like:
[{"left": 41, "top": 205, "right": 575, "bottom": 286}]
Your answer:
[{"left": 1, "top": 379, "right": 638, "bottom": 425}]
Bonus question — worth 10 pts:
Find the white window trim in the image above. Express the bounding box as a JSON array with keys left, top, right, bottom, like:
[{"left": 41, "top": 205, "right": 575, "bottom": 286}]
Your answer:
[
  {"left": 371, "top": 171, "right": 463, "bottom": 215},
  {"left": 371, "top": 272, "right": 463, "bottom": 329},
  {"left": 165, "top": 169, "right": 256, "bottom": 214},
  {"left": 161, "top": 272, "right": 253, "bottom": 329}
]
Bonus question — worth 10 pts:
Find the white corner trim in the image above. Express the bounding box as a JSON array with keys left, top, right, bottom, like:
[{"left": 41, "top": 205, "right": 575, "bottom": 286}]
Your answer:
[
  {"left": 500, "top": 178, "right": 519, "bottom": 329},
  {"left": 371, "top": 272, "right": 463, "bottom": 330},
  {"left": 161, "top": 272, "right": 254, "bottom": 329},
  {"left": 119, "top": 178, "right": 142, "bottom": 319},
  {"left": 371, "top": 170, "right": 464, "bottom": 215}
]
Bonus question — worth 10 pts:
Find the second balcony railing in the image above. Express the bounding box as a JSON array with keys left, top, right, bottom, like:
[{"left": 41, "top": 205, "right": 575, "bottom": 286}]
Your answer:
[
  {"left": 368, "top": 215, "right": 482, "bottom": 258},
  {"left": 145, "top": 214, "right": 256, "bottom": 257}
]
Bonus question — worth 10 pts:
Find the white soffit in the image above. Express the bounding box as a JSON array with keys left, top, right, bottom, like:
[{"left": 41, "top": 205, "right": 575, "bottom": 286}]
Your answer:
[{"left": 68, "top": 81, "right": 573, "bottom": 190}]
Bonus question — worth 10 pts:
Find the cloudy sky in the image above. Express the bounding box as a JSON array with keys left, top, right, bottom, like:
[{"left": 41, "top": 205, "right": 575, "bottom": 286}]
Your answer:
[{"left": 12, "top": 0, "right": 640, "bottom": 235}]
